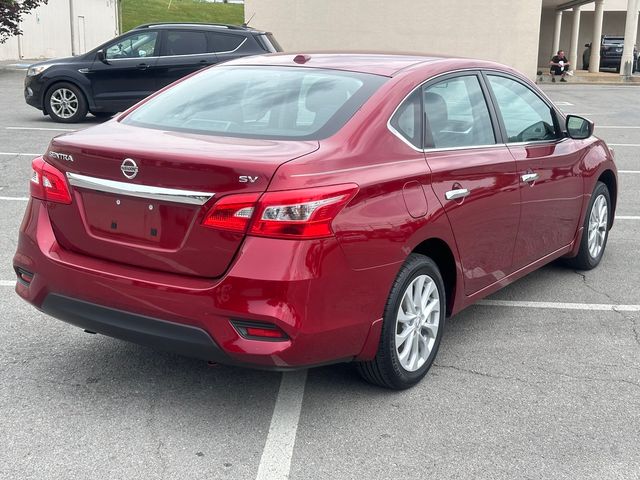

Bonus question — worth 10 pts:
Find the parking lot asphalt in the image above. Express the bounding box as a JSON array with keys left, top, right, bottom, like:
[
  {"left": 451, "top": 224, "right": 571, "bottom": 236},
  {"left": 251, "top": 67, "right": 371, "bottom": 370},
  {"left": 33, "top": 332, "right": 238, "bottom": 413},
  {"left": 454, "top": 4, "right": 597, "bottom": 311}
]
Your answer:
[{"left": 0, "top": 68, "right": 639, "bottom": 480}]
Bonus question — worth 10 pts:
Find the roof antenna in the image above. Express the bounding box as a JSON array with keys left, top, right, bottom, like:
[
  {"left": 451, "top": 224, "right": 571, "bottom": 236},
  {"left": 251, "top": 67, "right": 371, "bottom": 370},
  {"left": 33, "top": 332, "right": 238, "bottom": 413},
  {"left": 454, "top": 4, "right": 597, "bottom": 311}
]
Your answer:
[{"left": 243, "top": 12, "right": 256, "bottom": 27}]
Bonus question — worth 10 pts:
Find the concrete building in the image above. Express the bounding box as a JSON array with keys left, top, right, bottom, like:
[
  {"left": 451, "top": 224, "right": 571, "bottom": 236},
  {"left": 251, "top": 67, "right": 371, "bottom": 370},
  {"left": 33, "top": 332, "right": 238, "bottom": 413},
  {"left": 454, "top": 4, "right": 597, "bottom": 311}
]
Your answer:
[
  {"left": 244, "top": 0, "right": 640, "bottom": 79},
  {"left": 0, "top": 0, "right": 119, "bottom": 61}
]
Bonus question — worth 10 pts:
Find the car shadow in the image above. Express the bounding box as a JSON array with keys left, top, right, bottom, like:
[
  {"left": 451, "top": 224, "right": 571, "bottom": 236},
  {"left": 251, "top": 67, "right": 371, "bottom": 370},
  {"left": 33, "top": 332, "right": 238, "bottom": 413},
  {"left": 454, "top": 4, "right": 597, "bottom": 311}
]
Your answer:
[{"left": 35, "top": 335, "right": 282, "bottom": 412}]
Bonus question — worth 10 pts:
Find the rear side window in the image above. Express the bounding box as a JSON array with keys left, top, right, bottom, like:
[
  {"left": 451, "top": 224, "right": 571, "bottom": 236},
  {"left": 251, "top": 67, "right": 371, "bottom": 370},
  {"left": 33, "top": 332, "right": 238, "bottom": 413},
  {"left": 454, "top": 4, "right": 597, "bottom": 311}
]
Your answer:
[
  {"left": 389, "top": 90, "right": 422, "bottom": 148},
  {"left": 164, "top": 31, "right": 208, "bottom": 56},
  {"left": 123, "top": 66, "right": 387, "bottom": 140},
  {"left": 423, "top": 75, "right": 496, "bottom": 149},
  {"left": 487, "top": 75, "right": 558, "bottom": 143},
  {"left": 209, "top": 33, "right": 244, "bottom": 52}
]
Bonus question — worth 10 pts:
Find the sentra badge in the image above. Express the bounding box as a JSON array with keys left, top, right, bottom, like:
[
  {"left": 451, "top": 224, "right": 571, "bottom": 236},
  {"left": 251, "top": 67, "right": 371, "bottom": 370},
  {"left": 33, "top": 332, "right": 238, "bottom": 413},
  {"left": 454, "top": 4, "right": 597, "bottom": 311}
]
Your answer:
[{"left": 49, "top": 151, "right": 74, "bottom": 162}]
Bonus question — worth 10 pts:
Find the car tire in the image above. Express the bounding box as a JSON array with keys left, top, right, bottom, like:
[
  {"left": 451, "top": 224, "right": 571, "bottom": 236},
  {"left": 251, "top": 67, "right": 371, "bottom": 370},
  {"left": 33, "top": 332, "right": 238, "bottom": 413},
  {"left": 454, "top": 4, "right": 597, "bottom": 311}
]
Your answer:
[
  {"left": 45, "top": 82, "right": 88, "bottom": 123},
  {"left": 356, "top": 254, "right": 446, "bottom": 390},
  {"left": 565, "top": 181, "right": 611, "bottom": 270}
]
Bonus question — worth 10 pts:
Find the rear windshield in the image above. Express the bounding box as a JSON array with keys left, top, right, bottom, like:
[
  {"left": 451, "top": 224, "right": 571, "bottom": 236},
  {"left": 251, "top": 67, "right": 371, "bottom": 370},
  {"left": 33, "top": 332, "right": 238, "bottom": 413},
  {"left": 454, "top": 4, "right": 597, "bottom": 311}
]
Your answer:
[{"left": 122, "top": 66, "right": 387, "bottom": 140}]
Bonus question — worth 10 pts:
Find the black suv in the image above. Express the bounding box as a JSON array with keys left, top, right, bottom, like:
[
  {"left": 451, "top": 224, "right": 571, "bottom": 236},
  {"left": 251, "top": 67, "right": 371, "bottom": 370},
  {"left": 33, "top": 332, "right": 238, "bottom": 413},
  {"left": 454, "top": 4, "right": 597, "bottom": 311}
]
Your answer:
[
  {"left": 583, "top": 35, "right": 638, "bottom": 72},
  {"left": 24, "top": 23, "right": 282, "bottom": 123}
]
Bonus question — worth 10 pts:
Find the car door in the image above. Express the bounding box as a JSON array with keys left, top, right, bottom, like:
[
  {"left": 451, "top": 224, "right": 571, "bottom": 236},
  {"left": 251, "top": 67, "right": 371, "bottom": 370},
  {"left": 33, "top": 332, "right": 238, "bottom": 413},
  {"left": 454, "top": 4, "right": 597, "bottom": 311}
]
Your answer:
[
  {"left": 89, "top": 30, "right": 160, "bottom": 111},
  {"left": 154, "top": 29, "right": 218, "bottom": 90},
  {"left": 484, "top": 73, "right": 583, "bottom": 269},
  {"left": 424, "top": 73, "right": 520, "bottom": 295}
]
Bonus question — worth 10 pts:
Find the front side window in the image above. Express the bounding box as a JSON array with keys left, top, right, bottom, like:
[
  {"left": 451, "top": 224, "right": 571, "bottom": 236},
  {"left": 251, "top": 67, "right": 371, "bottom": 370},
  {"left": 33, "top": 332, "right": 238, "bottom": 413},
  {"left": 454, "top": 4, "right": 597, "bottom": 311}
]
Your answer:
[
  {"left": 487, "top": 75, "right": 558, "bottom": 143},
  {"left": 123, "top": 66, "right": 387, "bottom": 140},
  {"left": 164, "top": 31, "right": 208, "bottom": 56},
  {"left": 423, "top": 75, "right": 496, "bottom": 149},
  {"left": 105, "top": 32, "right": 158, "bottom": 59}
]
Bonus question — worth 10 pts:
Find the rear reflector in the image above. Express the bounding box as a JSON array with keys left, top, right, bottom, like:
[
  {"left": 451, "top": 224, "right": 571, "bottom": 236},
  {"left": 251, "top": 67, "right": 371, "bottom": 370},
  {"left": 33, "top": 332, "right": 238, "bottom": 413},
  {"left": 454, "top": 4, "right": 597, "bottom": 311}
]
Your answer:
[
  {"left": 231, "top": 320, "right": 288, "bottom": 341},
  {"left": 202, "top": 184, "right": 358, "bottom": 239},
  {"left": 14, "top": 266, "right": 34, "bottom": 286},
  {"left": 30, "top": 156, "right": 72, "bottom": 204}
]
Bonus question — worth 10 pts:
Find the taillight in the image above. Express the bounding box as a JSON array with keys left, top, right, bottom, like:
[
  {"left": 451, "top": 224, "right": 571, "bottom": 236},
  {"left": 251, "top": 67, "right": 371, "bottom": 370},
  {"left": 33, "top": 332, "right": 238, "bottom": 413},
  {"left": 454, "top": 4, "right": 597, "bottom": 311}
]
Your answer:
[
  {"left": 202, "top": 192, "right": 260, "bottom": 232},
  {"left": 250, "top": 184, "right": 358, "bottom": 238},
  {"left": 30, "top": 157, "right": 72, "bottom": 204},
  {"left": 201, "top": 184, "right": 358, "bottom": 239}
]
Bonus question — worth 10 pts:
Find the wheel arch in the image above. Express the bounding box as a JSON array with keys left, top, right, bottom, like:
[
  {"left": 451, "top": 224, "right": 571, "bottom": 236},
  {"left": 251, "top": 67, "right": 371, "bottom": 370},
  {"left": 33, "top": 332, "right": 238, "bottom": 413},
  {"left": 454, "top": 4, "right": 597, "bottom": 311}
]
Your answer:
[
  {"left": 597, "top": 169, "right": 617, "bottom": 227},
  {"left": 412, "top": 237, "right": 457, "bottom": 316},
  {"left": 42, "top": 79, "right": 92, "bottom": 113}
]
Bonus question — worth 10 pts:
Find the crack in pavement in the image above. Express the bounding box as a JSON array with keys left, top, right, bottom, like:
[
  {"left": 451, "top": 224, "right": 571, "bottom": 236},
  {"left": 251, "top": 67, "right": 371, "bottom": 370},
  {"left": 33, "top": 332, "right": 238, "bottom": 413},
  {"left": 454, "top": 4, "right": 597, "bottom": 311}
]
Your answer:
[
  {"left": 533, "top": 365, "right": 640, "bottom": 390},
  {"left": 573, "top": 270, "right": 615, "bottom": 303},
  {"left": 433, "top": 363, "right": 540, "bottom": 388},
  {"left": 434, "top": 363, "right": 640, "bottom": 391}
]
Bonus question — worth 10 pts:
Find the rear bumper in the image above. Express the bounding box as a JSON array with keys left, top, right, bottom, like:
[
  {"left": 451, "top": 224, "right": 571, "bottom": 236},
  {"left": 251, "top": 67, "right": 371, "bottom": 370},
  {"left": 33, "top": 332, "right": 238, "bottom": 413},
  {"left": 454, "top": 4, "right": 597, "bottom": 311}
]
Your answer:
[
  {"left": 41, "top": 293, "right": 232, "bottom": 363},
  {"left": 14, "top": 199, "right": 395, "bottom": 368}
]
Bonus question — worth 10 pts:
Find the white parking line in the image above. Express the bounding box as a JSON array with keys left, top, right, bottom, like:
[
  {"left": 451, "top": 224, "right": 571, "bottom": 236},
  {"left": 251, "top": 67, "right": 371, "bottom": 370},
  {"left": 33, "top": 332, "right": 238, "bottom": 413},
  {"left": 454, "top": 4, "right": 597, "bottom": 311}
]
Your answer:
[
  {"left": 0, "top": 280, "right": 16, "bottom": 287},
  {"left": 608, "top": 143, "right": 640, "bottom": 147},
  {"left": 5, "top": 126, "right": 75, "bottom": 132},
  {"left": 619, "top": 170, "right": 640, "bottom": 174},
  {"left": 0, "top": 152, "right": 41, "bottom": 157},
  {"left": 256, "top": 370, "right": 308, "bottom": 480},
  {"left": 617, "top": 216, "right": 640, "bottom": 220},
  {"left": 479, "top": 299, "right": 640, "bottom": 312},
  {"left": 597, "top": 126, "right": 640, "bottom": 129},
  {"left": 0, "top": 196, "right": 29, "bottom": 201}
]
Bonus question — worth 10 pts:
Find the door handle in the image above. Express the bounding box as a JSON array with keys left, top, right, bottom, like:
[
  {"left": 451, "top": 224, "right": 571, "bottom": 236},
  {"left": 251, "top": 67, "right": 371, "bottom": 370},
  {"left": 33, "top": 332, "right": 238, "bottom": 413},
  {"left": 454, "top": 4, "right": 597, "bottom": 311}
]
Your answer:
[
  {"left": 137, "top": 63, "right": 149, "bottom": 70},
  {"left": 445, "top": 188, "right": 470, "bottom": 201},
  {"left": 521, "top": 172, "right": 539, "bottom": 184}
]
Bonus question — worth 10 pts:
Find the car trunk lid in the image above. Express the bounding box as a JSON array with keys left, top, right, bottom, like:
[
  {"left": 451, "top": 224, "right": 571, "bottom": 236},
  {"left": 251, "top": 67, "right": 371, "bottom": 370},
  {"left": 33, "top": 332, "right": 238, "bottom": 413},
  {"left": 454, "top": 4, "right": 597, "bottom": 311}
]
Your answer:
[{"left": 44, "top": 122, "right": 318, "bottom": 277}]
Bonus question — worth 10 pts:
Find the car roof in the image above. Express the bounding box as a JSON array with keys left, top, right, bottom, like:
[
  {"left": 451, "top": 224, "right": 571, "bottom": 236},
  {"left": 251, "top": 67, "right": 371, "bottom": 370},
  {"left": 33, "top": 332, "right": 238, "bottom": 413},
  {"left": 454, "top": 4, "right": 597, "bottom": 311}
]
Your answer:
[
  {"left": 133, "top": 22, "right": 265, "bottom": 34},
  {"left": 221, "top": 52, "right": 512, "bottom": 77}
]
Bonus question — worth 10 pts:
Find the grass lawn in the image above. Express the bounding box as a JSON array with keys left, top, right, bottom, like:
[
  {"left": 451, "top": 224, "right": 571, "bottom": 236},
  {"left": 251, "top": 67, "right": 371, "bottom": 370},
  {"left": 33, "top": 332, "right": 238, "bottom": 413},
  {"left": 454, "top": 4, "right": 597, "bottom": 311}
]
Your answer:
[{"left": 121, "top": 0, "right": 244, "bottom": 32}]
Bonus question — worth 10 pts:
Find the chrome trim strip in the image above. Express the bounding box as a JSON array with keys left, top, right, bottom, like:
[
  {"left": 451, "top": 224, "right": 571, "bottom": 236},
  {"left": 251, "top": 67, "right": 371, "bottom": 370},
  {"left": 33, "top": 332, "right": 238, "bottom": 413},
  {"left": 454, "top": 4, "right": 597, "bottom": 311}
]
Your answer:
[
  {"left": 426, "top": 143, "right": 505, "bottom": 153},
  {"left": 214, "top": 37, "right": 247, "bottom": 55},
  {"left": 104, "top": 38, "right": 247, "bottom": 62},
  {"left": 66, "top": 172, "right": 214, "bottom": 206}
]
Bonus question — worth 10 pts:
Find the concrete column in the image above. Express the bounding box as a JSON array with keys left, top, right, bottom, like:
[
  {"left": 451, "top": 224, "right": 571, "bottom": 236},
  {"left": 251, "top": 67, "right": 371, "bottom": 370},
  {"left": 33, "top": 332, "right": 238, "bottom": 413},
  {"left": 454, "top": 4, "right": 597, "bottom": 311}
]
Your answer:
[
  {"left": 569, "top": 6, "right": 581, "bottom": 73},
  {"left": 621, "top": 0, "right": 639, "bottom": 76},
  {"left": 552, "top": 10, "right": 563, "bottom": 56},
  {"left": 589, "top": 0, "right": 605, "bottom": 72}
]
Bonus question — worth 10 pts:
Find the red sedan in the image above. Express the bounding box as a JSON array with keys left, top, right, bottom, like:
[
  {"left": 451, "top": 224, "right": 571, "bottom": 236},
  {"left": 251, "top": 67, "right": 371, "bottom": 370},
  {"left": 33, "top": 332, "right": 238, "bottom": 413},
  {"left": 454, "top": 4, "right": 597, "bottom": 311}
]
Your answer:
[{"left": 14, "top": 53, "right": 617, "bottom": 389}]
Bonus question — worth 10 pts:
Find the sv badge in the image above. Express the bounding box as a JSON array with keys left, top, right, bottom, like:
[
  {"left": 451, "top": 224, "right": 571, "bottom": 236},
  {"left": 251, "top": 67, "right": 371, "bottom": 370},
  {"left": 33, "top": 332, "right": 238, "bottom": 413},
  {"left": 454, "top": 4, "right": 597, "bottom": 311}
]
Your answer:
[{"left": 239, "top": 175, "right": 259, "bottom": 183}]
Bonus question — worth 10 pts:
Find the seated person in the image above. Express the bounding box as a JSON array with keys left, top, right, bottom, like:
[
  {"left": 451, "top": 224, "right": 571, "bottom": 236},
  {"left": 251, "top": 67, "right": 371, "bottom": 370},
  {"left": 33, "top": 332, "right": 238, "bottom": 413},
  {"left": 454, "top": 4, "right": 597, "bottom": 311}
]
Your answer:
[{"left": 550, "top": 50, "right": 570, "bottom": 82}]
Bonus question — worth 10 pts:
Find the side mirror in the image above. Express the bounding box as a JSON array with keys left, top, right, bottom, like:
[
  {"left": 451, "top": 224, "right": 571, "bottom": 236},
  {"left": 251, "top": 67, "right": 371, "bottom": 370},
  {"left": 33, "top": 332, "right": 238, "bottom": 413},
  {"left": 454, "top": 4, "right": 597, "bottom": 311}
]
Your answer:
[
  {"left": 566, "top": 115, "right": 593, "bottom": 140},
  {"left": 96, "top": 50, "right": 109, "bottom": 64}
]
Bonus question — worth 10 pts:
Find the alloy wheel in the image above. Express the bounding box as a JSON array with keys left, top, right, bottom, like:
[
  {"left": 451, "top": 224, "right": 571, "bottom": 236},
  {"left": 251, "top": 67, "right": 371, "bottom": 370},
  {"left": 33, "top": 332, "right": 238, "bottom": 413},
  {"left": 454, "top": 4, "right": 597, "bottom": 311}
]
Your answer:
[
  {"left": 395, "top": 274, "right": 440, "bottom": 372},
  {"left": 587, "top": 194, "right": 608, "bottom": 259},
  {"left": 50, "top": 88, "right": 79, "bottom": 119}
]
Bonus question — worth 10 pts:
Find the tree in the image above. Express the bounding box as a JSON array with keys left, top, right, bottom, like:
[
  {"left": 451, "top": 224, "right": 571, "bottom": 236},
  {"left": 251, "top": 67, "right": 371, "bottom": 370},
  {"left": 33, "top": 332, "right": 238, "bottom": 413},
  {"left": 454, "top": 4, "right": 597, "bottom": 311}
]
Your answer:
[{"left": 0, "top": 0, "right": 48, "bottom": 44}]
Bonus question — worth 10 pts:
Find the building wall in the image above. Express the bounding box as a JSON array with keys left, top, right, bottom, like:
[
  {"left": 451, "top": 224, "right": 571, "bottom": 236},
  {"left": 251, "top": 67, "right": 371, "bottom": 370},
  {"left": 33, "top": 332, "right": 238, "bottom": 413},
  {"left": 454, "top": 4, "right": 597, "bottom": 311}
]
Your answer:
[
  {"left": 538, "top": 8, "right": 640, "bottom": 67},
  {"left": 245, "top": 0, "right": 544, "bottom": 79},
  {"left": 0, "top": 0, "right": 118, "bottom": 61}
]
